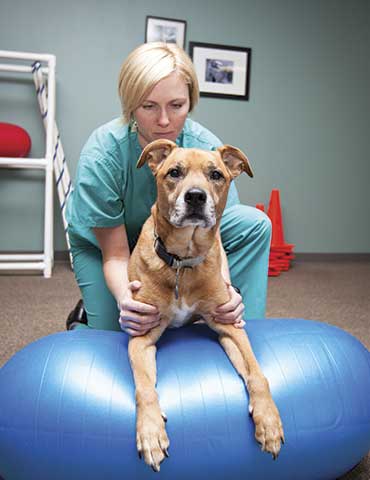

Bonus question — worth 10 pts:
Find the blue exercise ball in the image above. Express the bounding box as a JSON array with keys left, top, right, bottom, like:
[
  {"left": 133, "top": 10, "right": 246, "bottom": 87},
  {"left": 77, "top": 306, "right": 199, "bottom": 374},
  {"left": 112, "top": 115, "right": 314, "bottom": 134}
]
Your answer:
[{"left": 0, "top": 319, "right": 369, "bottom": 480}]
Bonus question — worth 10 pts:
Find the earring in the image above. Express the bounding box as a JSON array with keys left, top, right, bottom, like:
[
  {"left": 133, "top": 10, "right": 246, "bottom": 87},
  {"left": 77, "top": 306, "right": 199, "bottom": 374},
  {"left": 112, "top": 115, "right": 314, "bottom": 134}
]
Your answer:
[{"left": 130, "top": 117, "right": 138, "bottom": 132}]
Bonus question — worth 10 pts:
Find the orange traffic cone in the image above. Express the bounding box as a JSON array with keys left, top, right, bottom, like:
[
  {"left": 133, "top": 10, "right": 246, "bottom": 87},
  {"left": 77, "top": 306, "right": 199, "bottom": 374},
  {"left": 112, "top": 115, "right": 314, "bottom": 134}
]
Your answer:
[
  {"left": 265, "top": 189, "right": 295, "bottom": 275},
  {"left": 267, "top": 189, "right": 294, "bottom": 251}
]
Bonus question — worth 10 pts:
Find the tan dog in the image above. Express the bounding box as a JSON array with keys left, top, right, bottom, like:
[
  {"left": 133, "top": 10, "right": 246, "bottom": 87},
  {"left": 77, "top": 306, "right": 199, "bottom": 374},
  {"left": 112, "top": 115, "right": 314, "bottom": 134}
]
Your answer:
[{"left": 128, "top": 139, "right": 284, "bottom": 471}]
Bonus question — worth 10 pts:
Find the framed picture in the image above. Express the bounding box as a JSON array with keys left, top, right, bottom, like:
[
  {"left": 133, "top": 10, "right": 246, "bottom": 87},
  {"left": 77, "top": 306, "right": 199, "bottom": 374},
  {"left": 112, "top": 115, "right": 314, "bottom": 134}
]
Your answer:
[
  {"left": 145, "top": 16, "right": 187, "bottom": 48},
  {"left": 189, "top": 42, "right": 252, "bottom": 100}
]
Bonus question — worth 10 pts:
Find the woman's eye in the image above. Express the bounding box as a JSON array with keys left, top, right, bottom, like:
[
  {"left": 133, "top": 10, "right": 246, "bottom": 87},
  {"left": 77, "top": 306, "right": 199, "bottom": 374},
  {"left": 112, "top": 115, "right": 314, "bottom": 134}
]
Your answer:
[
  {"left": 172, "top": 103, "right": 183, "bottom": 109},
  {"left": 210, "top": 170, "right": 224, "bottom": 181},
  {"left": 142, "top": 104, "right": 154, "bottom": 110},
  {"left": 168, "top": 168, "right": 181, "bottom": 178}
]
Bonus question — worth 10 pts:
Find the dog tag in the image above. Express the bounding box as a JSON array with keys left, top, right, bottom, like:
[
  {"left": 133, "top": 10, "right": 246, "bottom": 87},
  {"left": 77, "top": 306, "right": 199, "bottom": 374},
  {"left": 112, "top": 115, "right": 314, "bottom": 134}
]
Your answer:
[{"left": 175, "top": 267, "right": 180, "bottom": 300}]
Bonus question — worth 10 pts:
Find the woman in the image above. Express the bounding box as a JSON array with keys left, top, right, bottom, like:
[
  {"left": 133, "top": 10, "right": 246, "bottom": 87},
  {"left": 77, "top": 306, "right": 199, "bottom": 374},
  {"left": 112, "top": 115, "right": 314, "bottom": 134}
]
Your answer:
[{"left": 66, "top": 42, "right": 271, "bottom": 335}]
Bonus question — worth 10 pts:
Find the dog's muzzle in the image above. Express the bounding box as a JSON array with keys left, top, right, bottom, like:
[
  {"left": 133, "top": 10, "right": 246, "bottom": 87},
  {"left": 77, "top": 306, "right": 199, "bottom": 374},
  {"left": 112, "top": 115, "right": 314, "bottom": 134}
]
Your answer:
[
  {"left": 184, "top": 188, "right": 208, "bottom": 220},
  {"left": 184, "top": 188, "right": 207, "bottom": 209},
  {"left": 170, "top": 187, "right": 216, "bottom": 228}
]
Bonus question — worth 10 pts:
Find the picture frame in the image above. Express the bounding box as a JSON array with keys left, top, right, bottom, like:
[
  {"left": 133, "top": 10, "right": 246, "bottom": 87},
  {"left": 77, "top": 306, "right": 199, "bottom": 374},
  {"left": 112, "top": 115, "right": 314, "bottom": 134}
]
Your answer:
[
  {"left": 145, "top": 16, "right": 187, "bottom": 49},
  {"left": 189, "top": 42, "right": 252, "bottom": 100}
]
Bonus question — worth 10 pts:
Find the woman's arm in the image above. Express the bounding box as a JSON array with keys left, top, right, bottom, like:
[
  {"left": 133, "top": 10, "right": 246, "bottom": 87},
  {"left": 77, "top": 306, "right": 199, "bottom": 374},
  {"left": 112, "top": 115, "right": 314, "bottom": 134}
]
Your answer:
[
  {"left": 214, "top": 232, "right": 246, "bottom": 328},
  {"left": 219, "top": 234, "right": 231, "bottom": 285},
  {"left": 93, "top": 225, "right": 130, "bottom": 303},
  {"left": 93, "top": 225, "right": 160, "bottom": 335}
]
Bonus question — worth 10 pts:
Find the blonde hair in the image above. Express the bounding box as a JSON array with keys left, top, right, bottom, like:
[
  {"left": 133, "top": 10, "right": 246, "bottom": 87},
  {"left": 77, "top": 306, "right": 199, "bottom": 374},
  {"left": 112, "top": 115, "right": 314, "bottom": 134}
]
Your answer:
[{"left": 118, "top": 42, "right": 199, "bottom": 123}]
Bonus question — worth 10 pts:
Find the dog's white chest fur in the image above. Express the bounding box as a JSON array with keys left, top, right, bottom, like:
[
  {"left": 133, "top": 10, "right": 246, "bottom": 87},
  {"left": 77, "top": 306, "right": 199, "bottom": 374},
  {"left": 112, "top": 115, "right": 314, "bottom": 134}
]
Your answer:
[{"left": 169, "top": 300, "right": 197, "bottom": 328}]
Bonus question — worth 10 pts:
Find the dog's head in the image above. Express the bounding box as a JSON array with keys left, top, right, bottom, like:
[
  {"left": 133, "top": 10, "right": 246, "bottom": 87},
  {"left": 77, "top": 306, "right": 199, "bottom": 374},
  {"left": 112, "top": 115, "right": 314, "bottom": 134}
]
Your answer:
[{"left": 137, "top": 139, "right": 253, "bottom": 229}]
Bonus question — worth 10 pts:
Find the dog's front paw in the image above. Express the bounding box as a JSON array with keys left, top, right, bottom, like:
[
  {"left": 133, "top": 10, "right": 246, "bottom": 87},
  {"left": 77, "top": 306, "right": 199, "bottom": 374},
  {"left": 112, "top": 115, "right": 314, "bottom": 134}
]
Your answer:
[
  {"left": 137, "top": 411, "right": 170, "bottom": 472},
  {"left": 249, "top": 396, "right": 284, "bottom": 460}
]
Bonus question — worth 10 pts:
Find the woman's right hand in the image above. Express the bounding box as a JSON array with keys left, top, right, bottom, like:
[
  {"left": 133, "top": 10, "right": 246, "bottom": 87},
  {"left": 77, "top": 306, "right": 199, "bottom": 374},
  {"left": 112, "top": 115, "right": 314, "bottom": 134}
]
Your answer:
[{"left": 118, "top": 280, "right": 161, "bottom": 336}]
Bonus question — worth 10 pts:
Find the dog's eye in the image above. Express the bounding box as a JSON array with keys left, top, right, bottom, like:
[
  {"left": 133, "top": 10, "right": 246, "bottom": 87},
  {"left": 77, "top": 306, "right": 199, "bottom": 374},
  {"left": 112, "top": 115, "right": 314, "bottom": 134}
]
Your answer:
[
  {"left": 210, "top": 170, "right": 224, "bottom": 181},
  {"left": 168, "top": 168, "right": 181, "bottom": 179}
]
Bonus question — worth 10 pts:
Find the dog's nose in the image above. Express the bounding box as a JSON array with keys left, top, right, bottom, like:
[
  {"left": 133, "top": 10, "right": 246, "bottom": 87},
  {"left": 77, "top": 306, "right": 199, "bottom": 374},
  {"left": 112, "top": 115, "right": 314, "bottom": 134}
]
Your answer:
[{"left": 184, "top": 188, "right": 207, "bottom": 207}]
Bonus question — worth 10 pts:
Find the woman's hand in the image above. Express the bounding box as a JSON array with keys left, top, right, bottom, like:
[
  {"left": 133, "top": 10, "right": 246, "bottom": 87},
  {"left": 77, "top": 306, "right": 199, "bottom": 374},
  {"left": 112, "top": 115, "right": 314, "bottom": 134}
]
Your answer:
[
  {"left": 118, "top": 281, "right": 161, "bottom": 336},
  {"left": 213, "top": 285, "right": 246, "bottom": 328}
]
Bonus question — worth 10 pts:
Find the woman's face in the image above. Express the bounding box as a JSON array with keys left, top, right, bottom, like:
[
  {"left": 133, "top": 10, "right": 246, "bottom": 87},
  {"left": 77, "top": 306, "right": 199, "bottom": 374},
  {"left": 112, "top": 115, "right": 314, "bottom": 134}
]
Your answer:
[{"left": 134, "top": 72, "right": 190, "bottom": 148}]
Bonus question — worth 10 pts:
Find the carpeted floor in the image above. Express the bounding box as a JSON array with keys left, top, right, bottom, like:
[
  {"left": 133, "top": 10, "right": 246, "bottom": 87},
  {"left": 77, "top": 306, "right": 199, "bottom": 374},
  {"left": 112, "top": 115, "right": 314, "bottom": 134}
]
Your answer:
[{"left": 0, "top": 260, "right": 369, "bottom": 479}]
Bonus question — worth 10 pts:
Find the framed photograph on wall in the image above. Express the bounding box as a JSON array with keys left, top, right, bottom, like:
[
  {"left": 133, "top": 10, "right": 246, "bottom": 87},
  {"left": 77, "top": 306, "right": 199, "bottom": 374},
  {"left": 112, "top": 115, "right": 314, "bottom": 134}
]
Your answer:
[
  {"left": 145, "top": 16, "right": 187, "bottom": 48},
  {"left": 189, "top": 42, "right": 252, "bottom": 100}
]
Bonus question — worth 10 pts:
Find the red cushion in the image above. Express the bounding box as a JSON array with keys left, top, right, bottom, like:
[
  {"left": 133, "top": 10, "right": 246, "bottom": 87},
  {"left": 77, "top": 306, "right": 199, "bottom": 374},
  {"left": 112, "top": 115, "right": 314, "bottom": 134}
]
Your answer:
[{"left": 0, "top": 122, "right": 32, "bottom": 157}]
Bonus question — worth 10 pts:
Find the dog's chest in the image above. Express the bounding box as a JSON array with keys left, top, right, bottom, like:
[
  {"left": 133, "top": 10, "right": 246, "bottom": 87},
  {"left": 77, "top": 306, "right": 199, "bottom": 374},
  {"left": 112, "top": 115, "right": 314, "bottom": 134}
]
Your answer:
[{"left": 168, "top": 300, "right": 197, "bottom": 328}]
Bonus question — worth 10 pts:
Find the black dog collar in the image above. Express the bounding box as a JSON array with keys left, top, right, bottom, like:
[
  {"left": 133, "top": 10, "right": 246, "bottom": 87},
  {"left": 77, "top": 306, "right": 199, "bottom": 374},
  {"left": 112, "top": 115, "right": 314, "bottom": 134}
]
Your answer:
[
  {"left": 154, "top": 234, "right": 205, "bottom": 299},
  {"left": 154, "top": 235, "right": 205, "bottom": 269}
]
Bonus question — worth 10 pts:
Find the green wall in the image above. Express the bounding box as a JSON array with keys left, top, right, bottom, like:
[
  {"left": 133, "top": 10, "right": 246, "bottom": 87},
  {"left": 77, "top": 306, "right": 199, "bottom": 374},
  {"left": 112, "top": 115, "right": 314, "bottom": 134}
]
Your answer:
[{"left": 1, "top": 0, "right": 369, "bottom": 253}]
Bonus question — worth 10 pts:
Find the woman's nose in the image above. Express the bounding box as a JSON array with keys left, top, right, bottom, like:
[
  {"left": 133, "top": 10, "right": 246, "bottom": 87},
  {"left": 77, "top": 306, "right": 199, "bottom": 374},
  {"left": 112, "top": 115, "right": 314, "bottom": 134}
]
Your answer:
[{"left": 157, "top": 108, "right": 170, "bottom": 127}]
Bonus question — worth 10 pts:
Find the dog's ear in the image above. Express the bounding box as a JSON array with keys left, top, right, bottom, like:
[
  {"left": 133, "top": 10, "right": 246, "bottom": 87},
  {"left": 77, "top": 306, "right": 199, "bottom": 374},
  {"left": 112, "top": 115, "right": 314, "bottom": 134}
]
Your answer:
[
  {"left": 217, "top": 144, "right": 253, "bottom": 179},
  {"left": 137, "top": 139, "right": 178, "bottom": 174}
]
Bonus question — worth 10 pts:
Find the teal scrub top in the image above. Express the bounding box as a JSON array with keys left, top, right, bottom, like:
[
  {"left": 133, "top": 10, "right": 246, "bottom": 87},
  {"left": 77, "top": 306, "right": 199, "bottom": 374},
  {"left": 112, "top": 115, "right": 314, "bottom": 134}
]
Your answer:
[{"left": 66, "top": 117, "right": 240, "bottom": 252}]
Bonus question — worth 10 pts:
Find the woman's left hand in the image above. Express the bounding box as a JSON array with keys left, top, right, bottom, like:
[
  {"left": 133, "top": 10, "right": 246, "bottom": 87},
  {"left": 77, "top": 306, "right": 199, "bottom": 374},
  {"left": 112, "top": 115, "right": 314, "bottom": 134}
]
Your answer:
[{"left": 213, "top": 285, "right": 246, "bottom": 328}]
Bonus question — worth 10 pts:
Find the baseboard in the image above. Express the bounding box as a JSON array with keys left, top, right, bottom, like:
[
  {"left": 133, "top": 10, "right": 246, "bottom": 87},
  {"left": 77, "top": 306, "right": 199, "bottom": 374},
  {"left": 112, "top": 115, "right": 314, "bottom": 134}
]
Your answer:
[
  {"left": 53, "top": 251, "right": 370, "bottom": 262},
  {"left": 2, "top": 251, "right": 368, "bottom": 263},
  {"left": 294, "top": 253, "right": 370, "bottom": 262}
]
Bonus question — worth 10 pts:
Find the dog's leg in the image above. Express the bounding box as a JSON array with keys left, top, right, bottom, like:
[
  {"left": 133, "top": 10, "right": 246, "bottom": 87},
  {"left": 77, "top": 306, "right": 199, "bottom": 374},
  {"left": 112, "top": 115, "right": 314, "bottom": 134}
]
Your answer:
[
  {"left": 205, "top": 318, "right": 284, "bottom": 459},
  {"left": 128, "top": 323, "right": 170, "bottom": 472}
]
